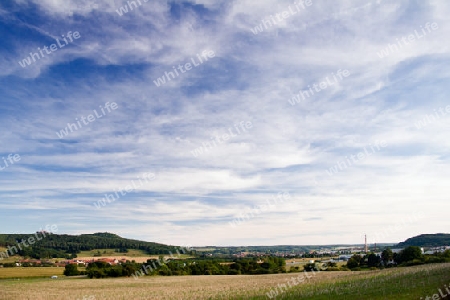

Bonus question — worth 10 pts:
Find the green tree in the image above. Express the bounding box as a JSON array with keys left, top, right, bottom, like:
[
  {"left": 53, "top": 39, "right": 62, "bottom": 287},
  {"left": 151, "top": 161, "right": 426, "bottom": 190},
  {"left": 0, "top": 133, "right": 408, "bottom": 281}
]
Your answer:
[
  {"left": 346, "top": 254, "right": 362, "bottom": 269},
  {"left": 122, "top": 262, "right": 139, "bottom": 277},
  {"left": 303, "top": 263, "right": 318, "bottom": 272},
  {"left": 443, "top": 249, "right": 450, "bottom": 258},
  {"left": 346, "top": 258, "right": 359, "bottom": 269},
  {"left": 381, "top": 248, "right": 393, "bottom": 265},
  {"left": 63, "top": 264, "right": 80, "bottom": 276},
  {"left": 367, "top": 253, "right": 380, "bottom": 268},
  {"left": 396, "top": 246, "right": 423, "bottom": 264}
]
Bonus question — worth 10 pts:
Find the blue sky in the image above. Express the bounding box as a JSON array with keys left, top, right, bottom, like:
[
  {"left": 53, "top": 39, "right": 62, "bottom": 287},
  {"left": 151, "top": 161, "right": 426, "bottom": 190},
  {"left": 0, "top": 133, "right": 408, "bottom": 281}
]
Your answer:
[{"left": 0, "top": 0, "right": 449, "bottom": 246}]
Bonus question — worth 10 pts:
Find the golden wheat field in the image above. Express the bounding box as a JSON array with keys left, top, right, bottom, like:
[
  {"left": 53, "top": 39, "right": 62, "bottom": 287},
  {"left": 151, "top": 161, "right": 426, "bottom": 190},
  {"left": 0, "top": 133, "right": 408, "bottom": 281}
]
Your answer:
[
  {"left": 0, "top": 267, "right": 64, "bottom": 279},
  {"left": 0, "top": 271, "right": 356, "bottom": 300},
  {"left": 1, "top": 264, "right": 450, "bottom": 300}
]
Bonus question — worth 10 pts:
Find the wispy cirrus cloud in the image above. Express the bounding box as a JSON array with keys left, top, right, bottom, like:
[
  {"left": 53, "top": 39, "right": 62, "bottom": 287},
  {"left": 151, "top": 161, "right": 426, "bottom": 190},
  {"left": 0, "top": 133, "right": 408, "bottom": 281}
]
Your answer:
[{"left": 0, "top": 0, "right": 449, "bottom": 246}]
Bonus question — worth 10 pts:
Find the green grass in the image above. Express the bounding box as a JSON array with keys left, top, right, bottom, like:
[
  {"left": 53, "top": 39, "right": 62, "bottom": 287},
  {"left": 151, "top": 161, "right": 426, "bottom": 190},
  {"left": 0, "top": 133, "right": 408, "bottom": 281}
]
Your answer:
[
  {"left": 77, "top": 249, "right": 148, "bottom": 257},
  {"left": 241, "top": 263, "right": 450, "bottom": 299}
]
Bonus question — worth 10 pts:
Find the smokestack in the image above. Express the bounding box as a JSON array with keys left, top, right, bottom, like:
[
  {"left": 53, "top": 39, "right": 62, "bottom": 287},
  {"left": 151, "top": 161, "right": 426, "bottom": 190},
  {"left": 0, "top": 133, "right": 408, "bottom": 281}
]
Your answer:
[{"left": 365, "top": 234, "right": 368, "bottom": 253}]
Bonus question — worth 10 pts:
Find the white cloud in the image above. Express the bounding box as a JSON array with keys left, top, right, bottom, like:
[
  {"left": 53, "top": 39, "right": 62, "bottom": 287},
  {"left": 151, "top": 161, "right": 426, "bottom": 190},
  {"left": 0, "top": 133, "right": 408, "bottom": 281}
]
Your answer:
[{"left": 1, "top": 0, "right": 449, "bottom": 245}]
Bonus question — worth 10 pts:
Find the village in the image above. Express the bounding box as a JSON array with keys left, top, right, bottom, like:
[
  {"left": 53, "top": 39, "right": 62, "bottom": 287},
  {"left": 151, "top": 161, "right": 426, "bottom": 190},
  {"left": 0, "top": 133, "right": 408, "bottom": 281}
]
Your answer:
[{"left": 8, "top": 257, "right": 129, "bottom": 268}]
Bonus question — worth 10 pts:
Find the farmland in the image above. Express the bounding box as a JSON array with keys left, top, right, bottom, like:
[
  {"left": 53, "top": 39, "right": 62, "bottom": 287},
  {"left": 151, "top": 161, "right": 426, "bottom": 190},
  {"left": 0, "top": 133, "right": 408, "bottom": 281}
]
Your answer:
[
  {"left": 0, "top": 263, "right": 449, "bottom": 299},
  {"left": 0, "top": 267, "right": 64, "bottom": 279},
  {"left": 77, "top": 249, "right": 149, "bottom": 257}
]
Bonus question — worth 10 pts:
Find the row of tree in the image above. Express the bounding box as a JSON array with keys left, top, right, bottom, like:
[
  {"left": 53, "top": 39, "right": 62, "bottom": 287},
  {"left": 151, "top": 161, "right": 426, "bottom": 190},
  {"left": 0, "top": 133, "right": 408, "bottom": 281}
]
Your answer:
[
  {"left": 138, "top": 256, "right": 286, "bottom": 276},
  {"left": 64, "top": 256, "right": 287, "bottom": 278},
  {"left": 64, "top": 261, "right": 142, "bottom": 278},
  {"left": 346, "top": 246, "right": 450, "bottom": 269}
]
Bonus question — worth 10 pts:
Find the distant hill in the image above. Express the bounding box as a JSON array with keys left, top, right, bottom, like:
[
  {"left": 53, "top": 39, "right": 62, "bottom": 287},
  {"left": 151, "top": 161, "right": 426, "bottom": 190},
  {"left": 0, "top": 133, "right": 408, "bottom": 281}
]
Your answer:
[
  {"left": 396, "top": 233, "right": 450, "bottom": 248},
  {"left": 0, "top": 232, "right": 180, "bottom": 259}
]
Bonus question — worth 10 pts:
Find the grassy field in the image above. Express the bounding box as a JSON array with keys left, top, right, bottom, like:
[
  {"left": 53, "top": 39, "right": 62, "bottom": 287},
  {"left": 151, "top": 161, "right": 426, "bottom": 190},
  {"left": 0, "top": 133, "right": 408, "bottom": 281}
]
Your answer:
[
  {"left": 0, "top": 263, "right": 449, "bottom": 299},
  {"left": 74, "top": 249, "right": 192, "bottom": 263},
  {"left": 77, "top": 249, "right": 148, "bottom": 257},
  {"left": 284, "top": 257, "right": 346, "bottom": 271},
  {"left": 0, "top": 267, "right": 64, "bottom": 279},
  {"left": 248, "top": 263, "right": 450, "bottom": 300}
]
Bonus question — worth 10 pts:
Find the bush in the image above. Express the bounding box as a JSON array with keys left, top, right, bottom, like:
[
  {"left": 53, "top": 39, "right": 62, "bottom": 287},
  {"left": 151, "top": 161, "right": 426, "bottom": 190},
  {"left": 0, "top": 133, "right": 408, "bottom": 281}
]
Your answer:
[
  {"left": 403, "top": 259, "right": 424, "bottom": 267},
  {"left": 87, "top": 268, "right": 107, "bottom": 278},
  {"left": 424, "top": 256, "right": 446, "bottom": 264},
  {"left": 326, "top": 267, "right": 340, "bottom": 271},
  {"left": 396, "top": 246, "right": 423, "bottom": 264},
  {"left": 346, "top": 258, "right": 359, "bottom": 269},
  {"left": 63, "top": 264, "right": 80, "bottom": 276},
  {"left": 2, "top": 263, "right": 15, "bottom": 268},
  {"left": 303, "top": 263, "right": 319, "bottom": 272},
  {"left": 253, "top": 268, "right": 271, "bottom": 274}
]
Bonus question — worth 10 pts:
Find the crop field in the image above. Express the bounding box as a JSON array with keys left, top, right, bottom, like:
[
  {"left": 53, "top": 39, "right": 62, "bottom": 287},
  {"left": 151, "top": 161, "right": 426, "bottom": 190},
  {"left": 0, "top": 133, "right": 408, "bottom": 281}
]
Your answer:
[
  {"left": 77, "top": 249, "right": 149, "bottom": 257},
  {"left": 75, "top": 256, "right": 155, "bottom": 263},
  {"left": 284, "top": 257, "right": 347, "bottom": 271},
  {"left": 0, "top": 263, "right": 449, "bottom": 300},
  {"left": 75, "top": 249, "right": 191, "bottom": 263},
  {"left": 0, "top": 267, "right": 64, "bottom": 279}
]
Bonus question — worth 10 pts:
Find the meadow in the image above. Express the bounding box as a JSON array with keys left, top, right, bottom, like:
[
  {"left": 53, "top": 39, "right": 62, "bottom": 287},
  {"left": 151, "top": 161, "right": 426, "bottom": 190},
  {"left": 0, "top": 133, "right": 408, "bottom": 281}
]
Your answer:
[
  {"left": 0, "top": 267, "right": 64, "bottom": 279},
  {"left": 0, "top": 263, "right": 449, "bottom": 299},
  {"left": 74, "top": 249, "right": 192, "bottom": 263}
]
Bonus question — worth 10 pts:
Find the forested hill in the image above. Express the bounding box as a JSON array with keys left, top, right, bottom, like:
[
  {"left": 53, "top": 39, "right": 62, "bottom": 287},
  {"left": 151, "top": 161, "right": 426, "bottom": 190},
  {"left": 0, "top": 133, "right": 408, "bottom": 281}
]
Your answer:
[
  {"left": 0, "top": 232, "right": 179, "bottom": 257},
  {"left": 396, "top": 233, "right": 450, "bottom": 247}
]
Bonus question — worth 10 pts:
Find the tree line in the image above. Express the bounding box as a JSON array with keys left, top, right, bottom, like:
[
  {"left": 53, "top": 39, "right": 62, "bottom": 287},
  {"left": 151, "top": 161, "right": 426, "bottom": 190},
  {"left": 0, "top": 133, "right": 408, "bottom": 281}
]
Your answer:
[
  {"left": 346, "top": 246, "right": 450, "bottom": 270},
  {"left": 64, "top": 256, "right": 287, "bottom": 278}
]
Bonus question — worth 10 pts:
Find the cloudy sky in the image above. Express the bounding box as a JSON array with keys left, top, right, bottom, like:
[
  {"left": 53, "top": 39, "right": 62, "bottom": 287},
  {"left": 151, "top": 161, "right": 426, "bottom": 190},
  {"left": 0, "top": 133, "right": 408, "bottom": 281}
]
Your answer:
[{"left": 0, "top": 0, "right": 449, "bottom": 247}]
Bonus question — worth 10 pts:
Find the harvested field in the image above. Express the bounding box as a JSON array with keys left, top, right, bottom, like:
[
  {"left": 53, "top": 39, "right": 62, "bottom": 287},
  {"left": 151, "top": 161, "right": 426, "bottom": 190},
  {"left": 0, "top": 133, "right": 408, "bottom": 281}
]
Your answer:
[{"left": 1, "top": 263, "right": 449, "bottom": 300}]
